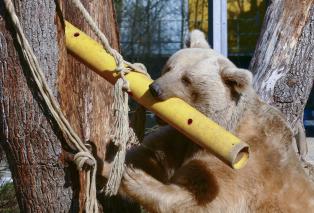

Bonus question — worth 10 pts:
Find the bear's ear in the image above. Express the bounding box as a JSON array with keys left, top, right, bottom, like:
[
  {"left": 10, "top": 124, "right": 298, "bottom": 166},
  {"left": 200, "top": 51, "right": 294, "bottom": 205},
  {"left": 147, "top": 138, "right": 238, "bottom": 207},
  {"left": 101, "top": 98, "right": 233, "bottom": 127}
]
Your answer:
[
  {"left": 185, "top": 30, "right": 210, "bottom": 49},
  {"left": 221, "top": 68, "right": 252, "bottom": 93},
  {"left": 218, "top": 58, "right": 252, "bottom": 93}
]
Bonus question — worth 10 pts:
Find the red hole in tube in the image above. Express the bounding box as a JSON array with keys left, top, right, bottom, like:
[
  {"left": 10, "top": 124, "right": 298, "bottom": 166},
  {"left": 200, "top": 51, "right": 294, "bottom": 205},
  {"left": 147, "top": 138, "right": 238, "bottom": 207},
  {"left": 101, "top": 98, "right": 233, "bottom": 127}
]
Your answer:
[
  {"left": 127, "top": 91, "right": 133, "bottom": 96},
  {"left": 187, "top": 119, "right": 193, "bottom": 125},
  {"left": 74, "top": 32, "right": 80, "bottom": 37}
]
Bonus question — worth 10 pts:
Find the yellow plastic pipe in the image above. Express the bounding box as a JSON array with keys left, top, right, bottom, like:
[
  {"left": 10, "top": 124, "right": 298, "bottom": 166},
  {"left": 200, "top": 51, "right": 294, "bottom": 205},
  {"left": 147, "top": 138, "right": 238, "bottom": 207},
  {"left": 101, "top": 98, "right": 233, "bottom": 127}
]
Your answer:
[{"left": 65, "top": 21, "right": 249, "bottom": 169}]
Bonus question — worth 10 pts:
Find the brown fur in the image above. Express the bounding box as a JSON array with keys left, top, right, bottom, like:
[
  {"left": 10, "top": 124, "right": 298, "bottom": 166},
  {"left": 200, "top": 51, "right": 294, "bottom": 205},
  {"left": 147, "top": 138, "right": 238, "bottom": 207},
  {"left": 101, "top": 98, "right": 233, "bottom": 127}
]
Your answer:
[{"left": 101, "top": 30, "right": 314, "bottom": 212}]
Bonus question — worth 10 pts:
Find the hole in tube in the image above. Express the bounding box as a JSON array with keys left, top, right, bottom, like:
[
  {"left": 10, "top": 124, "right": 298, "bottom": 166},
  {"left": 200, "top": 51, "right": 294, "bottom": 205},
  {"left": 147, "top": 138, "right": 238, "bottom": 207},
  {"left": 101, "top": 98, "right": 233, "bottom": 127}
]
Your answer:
[
  {"left": 187, "top": 118, "right": 193, "bottom": 125},
  {"left": 233, "top": 147, "right": 249, "bottom": 168}
]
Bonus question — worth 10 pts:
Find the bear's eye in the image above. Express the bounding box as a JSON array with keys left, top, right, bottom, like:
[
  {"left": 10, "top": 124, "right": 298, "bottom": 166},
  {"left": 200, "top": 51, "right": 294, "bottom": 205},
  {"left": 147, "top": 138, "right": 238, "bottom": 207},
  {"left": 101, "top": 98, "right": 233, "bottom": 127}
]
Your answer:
[
  {"left": 162, "top": 66, "right": 172, "bottom": 74},
  {"left": 181, "top": 76, "right": 191, "bottom": 86}
]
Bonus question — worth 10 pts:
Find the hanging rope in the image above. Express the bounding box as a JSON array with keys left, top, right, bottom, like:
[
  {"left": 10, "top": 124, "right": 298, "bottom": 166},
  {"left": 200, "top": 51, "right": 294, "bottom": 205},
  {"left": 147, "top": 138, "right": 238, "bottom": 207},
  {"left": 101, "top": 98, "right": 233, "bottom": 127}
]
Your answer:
[
  {"left": 4, "top": 0, "right": 98, "bottom": 212},
  {"left": 69, "top": 0, "right": 149, "bottom": 196},
  {"left": 105, "top": 79, "right": 129, "bottom": 195},
  {"left": 69, "top": 0, "right": 129, "bottom": 196}
]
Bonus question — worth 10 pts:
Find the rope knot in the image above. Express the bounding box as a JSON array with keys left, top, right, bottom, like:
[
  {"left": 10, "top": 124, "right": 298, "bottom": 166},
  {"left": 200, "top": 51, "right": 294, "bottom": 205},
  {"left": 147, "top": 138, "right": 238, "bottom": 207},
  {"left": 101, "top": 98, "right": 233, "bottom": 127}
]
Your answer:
[
  {"left": 74, "top": 151, "right": 96, "bottom": 171},
  {"left": 115, "top": 67, "right": 131, "bottom": 92}
]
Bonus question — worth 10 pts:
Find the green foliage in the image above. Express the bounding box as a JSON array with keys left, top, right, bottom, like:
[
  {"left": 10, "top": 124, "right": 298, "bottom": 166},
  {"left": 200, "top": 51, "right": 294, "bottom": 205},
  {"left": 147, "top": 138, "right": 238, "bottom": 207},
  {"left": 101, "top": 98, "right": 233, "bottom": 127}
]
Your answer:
[{"left": 0, "top": 182, "right": 19, "bottom": 213}]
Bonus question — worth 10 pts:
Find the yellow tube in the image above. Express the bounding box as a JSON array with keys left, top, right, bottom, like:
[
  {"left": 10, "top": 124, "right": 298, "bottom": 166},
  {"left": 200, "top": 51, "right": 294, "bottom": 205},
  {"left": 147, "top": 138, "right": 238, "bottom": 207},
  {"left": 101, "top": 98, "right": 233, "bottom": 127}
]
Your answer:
[{"left": 65, "top": 21, "right": 249, "bottom": 169}]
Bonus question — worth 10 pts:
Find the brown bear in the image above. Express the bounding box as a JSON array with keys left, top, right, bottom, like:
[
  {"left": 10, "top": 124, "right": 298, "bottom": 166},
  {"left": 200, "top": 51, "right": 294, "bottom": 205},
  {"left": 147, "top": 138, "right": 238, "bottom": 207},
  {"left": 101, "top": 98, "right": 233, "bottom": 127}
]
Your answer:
[{"left": 101, "top": 30, "right": 314, "bottom": 212}]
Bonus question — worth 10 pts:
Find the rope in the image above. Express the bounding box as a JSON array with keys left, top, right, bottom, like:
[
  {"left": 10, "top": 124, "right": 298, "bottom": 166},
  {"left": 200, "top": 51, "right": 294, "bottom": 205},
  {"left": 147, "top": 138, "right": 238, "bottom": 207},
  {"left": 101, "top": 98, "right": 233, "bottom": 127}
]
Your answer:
[
  {"left": 69, "top": 0, "right": 129, "bottom": 196},
  {"left": 105, "top": 79, "right": 129, "bottom": 195},
  {"left": 69, "top": 0, "right": 150, "bottom": 196},
  {"left": 4, "top": 1, "right": 98, "bottom": 212}
]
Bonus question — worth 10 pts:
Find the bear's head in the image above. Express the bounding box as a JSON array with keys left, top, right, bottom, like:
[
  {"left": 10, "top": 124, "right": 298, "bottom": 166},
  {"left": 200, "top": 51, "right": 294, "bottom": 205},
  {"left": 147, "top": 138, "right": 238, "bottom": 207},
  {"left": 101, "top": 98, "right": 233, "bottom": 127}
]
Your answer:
[{"left": 149, "top": 30, "right": 253, "bottom": 130}]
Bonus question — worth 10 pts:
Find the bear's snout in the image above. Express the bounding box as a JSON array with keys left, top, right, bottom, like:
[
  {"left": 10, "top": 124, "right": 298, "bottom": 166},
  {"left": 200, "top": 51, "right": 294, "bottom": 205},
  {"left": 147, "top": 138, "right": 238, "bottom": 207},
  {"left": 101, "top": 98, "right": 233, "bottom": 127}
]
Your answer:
[{"left": 149, "top": 82, "right": 163, "bottom": 98}]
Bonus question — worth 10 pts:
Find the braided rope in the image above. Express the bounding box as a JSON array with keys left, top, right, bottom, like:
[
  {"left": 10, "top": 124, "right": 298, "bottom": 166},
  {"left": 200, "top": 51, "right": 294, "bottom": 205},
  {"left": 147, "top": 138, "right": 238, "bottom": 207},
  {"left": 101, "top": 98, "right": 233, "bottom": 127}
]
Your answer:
[{"left": 4, "top": 1, "right": 98, "bottom": 212}]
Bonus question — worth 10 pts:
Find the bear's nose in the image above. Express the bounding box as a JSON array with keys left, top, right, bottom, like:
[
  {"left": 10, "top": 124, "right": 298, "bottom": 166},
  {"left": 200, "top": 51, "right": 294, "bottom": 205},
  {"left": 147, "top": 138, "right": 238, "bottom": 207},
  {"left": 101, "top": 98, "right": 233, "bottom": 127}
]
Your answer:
[{"left": 149, "top": 82, "right": 162, "bottom": 97}]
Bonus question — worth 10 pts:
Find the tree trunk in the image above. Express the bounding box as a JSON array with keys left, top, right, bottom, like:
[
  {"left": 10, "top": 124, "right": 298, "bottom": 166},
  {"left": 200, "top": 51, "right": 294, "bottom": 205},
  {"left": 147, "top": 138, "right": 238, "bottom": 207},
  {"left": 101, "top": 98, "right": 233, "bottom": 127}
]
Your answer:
[
  {"left": 250, "top": 0, "right": 314, "bottom": 157},
  {"left": 62, "top": 1, "right": 118, "bottom": 210},
  {"left": 0, "top": 0, "right": 118, "bottom": 211},
  {"left": 0, "top": 0, "right": 75, "bottom": 211}
]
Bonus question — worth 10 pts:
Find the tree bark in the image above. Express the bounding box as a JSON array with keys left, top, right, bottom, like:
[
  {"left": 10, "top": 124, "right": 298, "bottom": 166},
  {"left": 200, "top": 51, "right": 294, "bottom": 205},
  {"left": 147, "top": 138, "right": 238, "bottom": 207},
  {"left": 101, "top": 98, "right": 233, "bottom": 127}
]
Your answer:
[
  {"left": 250, "top": 0, "right": 314, "bottom": 157},
  {"left": 61, "top": 1, "right": 118, "bottom": 210},
  {"left": 0, "top": 0, "right": 74, "bottom": 211},
  {"left": 62, "top": 1, "right": 140, "bottom": 212},
  {"left": 0, "top": 0, "right": 118, "bottom": 212}
]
